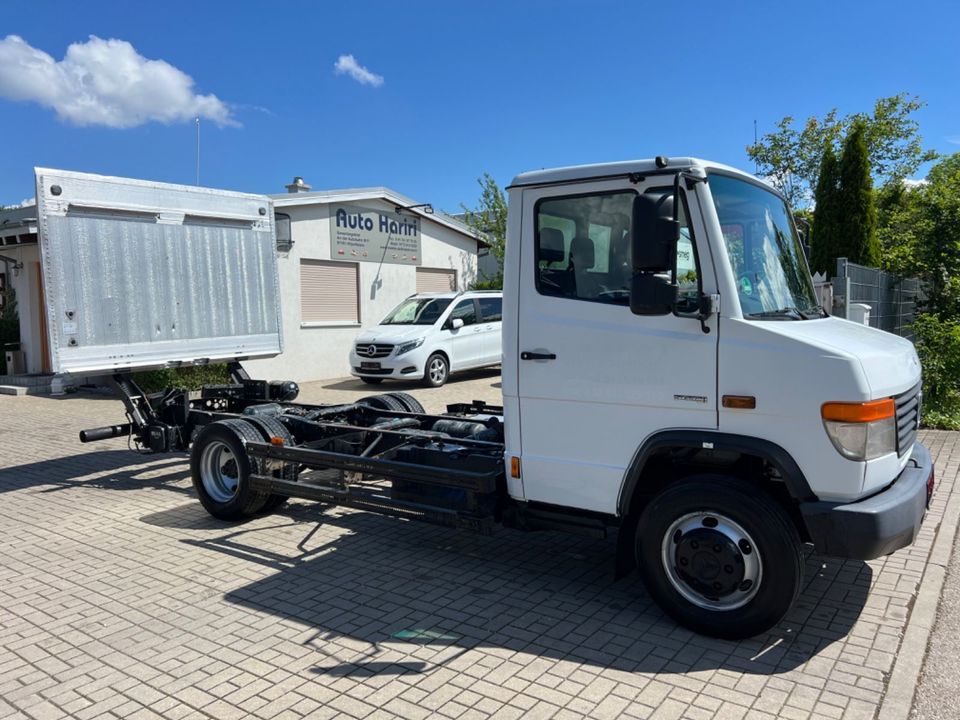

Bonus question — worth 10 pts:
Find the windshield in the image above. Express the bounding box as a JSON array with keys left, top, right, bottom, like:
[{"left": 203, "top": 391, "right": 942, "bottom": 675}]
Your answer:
[
  {"left": 709, "top": 174, "right": 820, "bottom": 319},
  {"left": 381, "top": 297, "right": 452, "bottom": 325}
]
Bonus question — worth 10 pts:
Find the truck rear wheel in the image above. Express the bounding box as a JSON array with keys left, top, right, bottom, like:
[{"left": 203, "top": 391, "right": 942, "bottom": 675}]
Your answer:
[
  {"left": 191, "top": 419, "right": 270, "bottom": 520},
  {"left": 385, "top": 392, "right": 425, "bottom": 414},
  {"left": 636, "top": 476, "right": 803, "bottom": 639},
  {"left": 242, "top": 416, "right": 299, "bottom": 513},
  {"left": 357, "top": 394, "right": 407, "bottom": 412}
]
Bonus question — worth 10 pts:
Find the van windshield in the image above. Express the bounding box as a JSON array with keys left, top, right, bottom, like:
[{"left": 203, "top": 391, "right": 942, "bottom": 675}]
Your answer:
[
  {"left": 381, "top": 298, "right": 452, "bottom": 325},
  {"left": 709, "top": 174, "right": 820, "bottom": 320}
]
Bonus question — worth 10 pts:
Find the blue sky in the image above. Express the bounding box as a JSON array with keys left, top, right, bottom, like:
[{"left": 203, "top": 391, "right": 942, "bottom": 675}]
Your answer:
[{"left": 1, "top": 0, "right": 958, "bottom": 212}]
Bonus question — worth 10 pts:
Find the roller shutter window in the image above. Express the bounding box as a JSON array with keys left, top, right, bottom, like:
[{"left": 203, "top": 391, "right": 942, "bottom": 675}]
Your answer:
[
  {"left": 300, "top": 260, "right": 360, "bottom": 323},
  {"left": 416, "top": 267, "right": 457, "bottom": 293}
]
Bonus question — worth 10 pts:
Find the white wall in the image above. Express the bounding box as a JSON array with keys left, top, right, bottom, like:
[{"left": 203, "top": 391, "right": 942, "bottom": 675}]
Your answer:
[{"left": 244, "top": 199, "right": 478, "bottom": 383}]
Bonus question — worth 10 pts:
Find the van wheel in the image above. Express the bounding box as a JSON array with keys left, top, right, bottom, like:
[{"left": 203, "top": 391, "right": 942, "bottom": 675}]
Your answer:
[
  {"left": 636, "top": 475, "right": 803, "bottom": 639},
  {"left": 361, "top": 377, "right": 383, "bottom": 385},
  {"left": 191, "top": 420, "right": 270, "bottom": 520},
  {"left": 423, "top": 353, "right": 448, "bottom": 388}
]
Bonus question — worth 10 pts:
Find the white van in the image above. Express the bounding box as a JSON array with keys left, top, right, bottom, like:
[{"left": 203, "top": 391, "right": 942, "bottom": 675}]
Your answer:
[{"left": 349, "top": 291, "right": 503, "bottom": 387}]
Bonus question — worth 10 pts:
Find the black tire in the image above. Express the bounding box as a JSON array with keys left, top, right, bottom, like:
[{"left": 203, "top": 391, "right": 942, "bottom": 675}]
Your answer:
[
  {"left": 422, "top": 353, "right": 449, "bottom": 388},
  {"left": 360, "top": 377, "right": 384, "bottom": 385},
  {"left": 385, "top": 392, "right": 425, "bottom": 414},
  {"left": 636, "top": 475, "right": 803, "bottom": 639},
  {"left": 191, "top": 419, "right": 271, "bottom": 520},
  {"left": 241, "top": 416, "right": 299, "bottom": 513},
  {"left": 357, "top": 394, "right": 406, "bottom": 412}
]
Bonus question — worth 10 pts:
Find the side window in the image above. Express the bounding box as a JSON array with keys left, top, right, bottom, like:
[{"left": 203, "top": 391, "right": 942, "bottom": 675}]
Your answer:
[
  {"left": 535, "top": 191, "right": 634, "bottom": 303},
  {"left": 448, "top": 299, "right": 478, "bottom": 326},
  {"left": 477, "top": 297, "right": 502, "bottom": 322}
]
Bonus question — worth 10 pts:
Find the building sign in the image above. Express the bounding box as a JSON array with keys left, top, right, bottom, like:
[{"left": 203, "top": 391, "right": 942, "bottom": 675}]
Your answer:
[{"left": 330, "top": 204, "right": 421, "bottom": 266}]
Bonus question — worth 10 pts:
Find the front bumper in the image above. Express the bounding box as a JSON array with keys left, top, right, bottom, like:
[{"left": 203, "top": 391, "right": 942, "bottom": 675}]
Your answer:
[
  {"left": 348, "top": 351, "right": 425, "bottom": 380},
  {"left": 800, "top": 442, "right": 934, "bottom": 560}
]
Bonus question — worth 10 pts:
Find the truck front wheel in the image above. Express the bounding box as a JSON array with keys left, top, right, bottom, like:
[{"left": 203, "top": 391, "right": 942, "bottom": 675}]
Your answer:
[{"left": 636, "top": 476, "right": 803, "bottom": 639}]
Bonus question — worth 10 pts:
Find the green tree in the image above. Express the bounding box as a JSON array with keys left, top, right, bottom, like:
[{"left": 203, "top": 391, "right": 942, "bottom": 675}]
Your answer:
[
  {"left": 461, "top": 173, "right": 507, "bottom": 289},
  {"left": 747, "top": 93, "right": 937, "bottom": 209},
  {"left": 837, "top": 124, "right": 879, "bottom": 267},
  {"left": 873, "top": 153, "right": 960, "bottom": 317},
  {"left": 809, "top": 145, "right": 841, "bottom": 275}
]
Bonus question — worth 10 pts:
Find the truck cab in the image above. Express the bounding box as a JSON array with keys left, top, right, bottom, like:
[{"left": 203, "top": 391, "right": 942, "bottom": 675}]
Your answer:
[{"left": 501, "top": 157, "right": 932, "bottom": 637}]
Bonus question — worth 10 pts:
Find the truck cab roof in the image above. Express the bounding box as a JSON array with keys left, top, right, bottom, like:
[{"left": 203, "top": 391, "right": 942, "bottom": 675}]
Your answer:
[{"left": 509, "top": 157, "right": 760, "bottom": 189}]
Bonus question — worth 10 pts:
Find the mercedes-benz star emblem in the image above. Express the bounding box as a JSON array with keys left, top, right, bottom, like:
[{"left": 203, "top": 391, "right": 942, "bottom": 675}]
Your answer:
[{"left": 366, "top": 345, "right": 377, "bottom": 357}]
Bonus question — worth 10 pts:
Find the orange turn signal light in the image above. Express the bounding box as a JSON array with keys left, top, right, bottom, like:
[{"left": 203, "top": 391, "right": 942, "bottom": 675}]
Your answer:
[
  {"left": 270, "top": 436, "right": 285, "bottom": 446},
  {"left": 821, "top": 398, "right": 895, "bottom": 423},
  {"left": 722, "top": 395, "right": 756, "bottom": 409},
  {"left": 510, "top": 457, "right": 521, "bottom": 479}
]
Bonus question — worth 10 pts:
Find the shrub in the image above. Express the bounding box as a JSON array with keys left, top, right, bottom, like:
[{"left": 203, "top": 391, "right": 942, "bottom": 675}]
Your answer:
[
  {"left": 133, "top": 364, "right": 232, "bottom": 393},
  {"left": 913, "top": 313, "right": 960, "bottom": 428}
]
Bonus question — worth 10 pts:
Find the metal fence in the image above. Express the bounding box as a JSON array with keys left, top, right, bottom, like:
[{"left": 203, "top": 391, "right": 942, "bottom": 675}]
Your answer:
[{"left": 831, "top": 258, "right": 922, "bottom": 340}]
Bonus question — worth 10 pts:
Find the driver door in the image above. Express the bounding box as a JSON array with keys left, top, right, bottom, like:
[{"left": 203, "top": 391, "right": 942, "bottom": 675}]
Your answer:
[{"left": 515, "top": 179, "right": 719, "bottom": 514}]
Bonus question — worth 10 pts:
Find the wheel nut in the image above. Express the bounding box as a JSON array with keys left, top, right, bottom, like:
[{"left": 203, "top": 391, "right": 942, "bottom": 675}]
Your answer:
[
  {"left": 713, "top": 544, "right": 722, "bottom": 553},
  {"left": 691, "top": 540, "right": 699, "bottom": 549},
  {"left": 724, "top": 565, "right": 733, "bottom": 573},
  {"left": 679, "top": 557, "right": 689, "bottom": 566}
]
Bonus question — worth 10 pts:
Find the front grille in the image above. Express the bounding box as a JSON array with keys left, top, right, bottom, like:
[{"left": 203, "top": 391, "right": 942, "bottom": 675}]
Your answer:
[
  {"left": 354, "top": 343, "right": 394, "bottom": 359},
  {"left": 895, "top": 382, "right": 922, "bottom": 456},
  {"left": 353, "top": 367, "right": 393, "bottom": 375}
]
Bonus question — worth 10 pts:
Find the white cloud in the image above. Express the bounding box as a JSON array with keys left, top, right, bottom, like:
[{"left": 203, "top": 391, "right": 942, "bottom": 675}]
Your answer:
[
  {"left": 0, "top": 35, "right": 235, "bottom": 128},
  {"left": 947, "top": 135, "right": 960, "bottom": 145},
  {"left": 334, "top": 54, "right": 384, "bottom": 87},
  {"left": 902, "top": 178, "right": 928, "bottom": 188},
  {"left": 19, "top": 198, "right": 35, "bottom": 207}
]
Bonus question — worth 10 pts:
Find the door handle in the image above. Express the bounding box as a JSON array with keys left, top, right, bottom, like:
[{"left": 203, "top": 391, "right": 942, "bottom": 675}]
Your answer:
[{"left": 521, "top": 351, "right": 557, "bottom": 361}]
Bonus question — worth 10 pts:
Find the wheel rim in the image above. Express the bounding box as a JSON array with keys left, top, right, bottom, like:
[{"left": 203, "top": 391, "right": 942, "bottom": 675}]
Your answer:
[
  {"left": 428, "top": 357, "right": 446, "bottom": 384},
  {"left": 199, "top": 440, "right": 240, "bottom": 503},
  {"left": 660, "top": 511, "right": 762, "bottom": 611}
]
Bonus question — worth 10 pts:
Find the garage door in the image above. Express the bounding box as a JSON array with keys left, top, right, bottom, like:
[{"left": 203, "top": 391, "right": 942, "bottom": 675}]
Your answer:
[{"left": 416, "top": 268, "right": 457, "bottom": 293}]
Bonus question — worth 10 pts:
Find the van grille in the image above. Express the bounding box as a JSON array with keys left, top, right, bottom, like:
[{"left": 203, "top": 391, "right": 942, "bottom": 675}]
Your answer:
[
  {"left": 355, "top": 343, "right": 394, "bottom": 359},
  {"left": 895, "top": 383, "right": 922, "bottom": 456}
]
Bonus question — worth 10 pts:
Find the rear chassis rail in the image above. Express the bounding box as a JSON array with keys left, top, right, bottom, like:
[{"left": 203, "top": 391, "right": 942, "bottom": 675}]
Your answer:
[{"left": 82, "top": 363, "right": 507, "bottom": 534}]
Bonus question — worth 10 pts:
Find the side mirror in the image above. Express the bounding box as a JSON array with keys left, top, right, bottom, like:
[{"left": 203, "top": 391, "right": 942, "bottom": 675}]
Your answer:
[
  {"left": 632, "top": 193, "right": 679, "bottom": 272},
  {"left": 630, "top": 273, "right": 677, "bottom": 315},
  {"left": 450, "top": 317, "right": 464, "bottom": 330}
]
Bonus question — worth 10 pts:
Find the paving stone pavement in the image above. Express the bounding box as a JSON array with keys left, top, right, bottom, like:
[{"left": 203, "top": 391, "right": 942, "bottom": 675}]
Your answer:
[{"left": 0, "top": 374, "right": 957, "bottom": 720}]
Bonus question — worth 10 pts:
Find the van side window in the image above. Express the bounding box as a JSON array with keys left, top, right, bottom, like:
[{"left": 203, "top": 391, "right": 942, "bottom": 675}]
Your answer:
[
  {"left": 448, "top": 299, "right": 478, "bottom": 326},
  {"left": 477, "top": 297, "right": 502, "bottom": 322},
  {"left": 535, "top": 191, "right": 635, "bottom": 304}
]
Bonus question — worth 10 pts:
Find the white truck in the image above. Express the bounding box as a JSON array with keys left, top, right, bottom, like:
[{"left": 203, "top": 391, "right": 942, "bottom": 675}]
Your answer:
[{"left": 45, "top": 159, "right": 932, "bottom": 640}]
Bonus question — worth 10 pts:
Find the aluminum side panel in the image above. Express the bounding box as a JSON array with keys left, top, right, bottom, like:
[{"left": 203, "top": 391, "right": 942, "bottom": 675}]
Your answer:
[{"left": 35, "top": 168, "right": 283, "bottom": 374}]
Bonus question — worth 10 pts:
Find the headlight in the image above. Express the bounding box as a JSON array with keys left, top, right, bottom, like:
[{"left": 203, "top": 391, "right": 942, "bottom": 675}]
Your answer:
[
  {"left": 395, "top": 338, "right": 425, "bottom": 357},
  {"left": 821, "top": 399, "right": 897, "bottom": 461}
]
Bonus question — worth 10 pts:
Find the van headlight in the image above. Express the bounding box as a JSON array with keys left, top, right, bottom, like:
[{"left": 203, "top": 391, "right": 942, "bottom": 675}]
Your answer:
[
  {"left": 395, "top": 338, "right": 425, "bottom": 357},
  {"left": 821, "top": 399, "right": 897, "bottom": 461}
]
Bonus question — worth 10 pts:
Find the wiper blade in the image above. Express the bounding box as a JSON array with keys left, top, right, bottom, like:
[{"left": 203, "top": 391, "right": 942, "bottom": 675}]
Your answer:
[{"left": 746, "top": 307, "right": 805, "bottom": 320}]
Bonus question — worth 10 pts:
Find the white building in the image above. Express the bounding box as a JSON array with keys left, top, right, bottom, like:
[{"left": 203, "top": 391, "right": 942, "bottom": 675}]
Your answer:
[
  {"left": 244, "top": 179, "right": 484, "bottom": 383},
  {"left": 0, "top": 177, "right": 483, "bottom": 385},
  {"left": 0, "top": 205, "right": 45, "bottom": 376}
]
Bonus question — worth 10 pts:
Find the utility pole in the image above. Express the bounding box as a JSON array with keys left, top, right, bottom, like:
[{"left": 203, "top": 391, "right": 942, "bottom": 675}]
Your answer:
[{"left": 195, "top": 117, "right": 200, "bottom": 186}]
